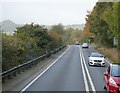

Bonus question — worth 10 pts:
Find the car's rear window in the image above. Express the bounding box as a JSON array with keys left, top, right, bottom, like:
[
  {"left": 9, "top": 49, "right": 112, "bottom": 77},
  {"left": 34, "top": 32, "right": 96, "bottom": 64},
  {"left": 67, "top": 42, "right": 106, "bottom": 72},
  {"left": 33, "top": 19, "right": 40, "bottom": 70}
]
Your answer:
[
  {"left": 112, "top": 65, "right": 120, "bottom": 77},
  {"left": 83, "top": 43, "right": 87, "bottom": 45},
  {"left": 91, "top": 53, "right": 103, "bottom": 57}
]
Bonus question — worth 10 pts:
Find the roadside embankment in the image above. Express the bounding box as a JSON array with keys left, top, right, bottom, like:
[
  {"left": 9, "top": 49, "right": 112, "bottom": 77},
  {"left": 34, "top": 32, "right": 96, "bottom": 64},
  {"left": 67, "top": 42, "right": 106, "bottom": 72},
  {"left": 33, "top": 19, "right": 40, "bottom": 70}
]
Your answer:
[
  {"left": 2, "top": 46, "right": 68, "bottom": 91},
  {"left": 92, "top": 44, "right": 119, "bottom": 64}
]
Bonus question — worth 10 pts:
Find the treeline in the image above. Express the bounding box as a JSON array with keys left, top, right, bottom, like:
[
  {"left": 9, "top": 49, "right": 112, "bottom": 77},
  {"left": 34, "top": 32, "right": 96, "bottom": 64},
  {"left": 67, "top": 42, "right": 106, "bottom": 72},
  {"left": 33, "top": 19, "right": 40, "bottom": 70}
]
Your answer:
[
  {"left": 2, "top": 23, "right": 64, "bottom": 71},
  {"left": 2, "top": 23, "right": 83, "bottom": 71},
  {"left": 84, "top": 2, "right": 120, "bottom": 48}
]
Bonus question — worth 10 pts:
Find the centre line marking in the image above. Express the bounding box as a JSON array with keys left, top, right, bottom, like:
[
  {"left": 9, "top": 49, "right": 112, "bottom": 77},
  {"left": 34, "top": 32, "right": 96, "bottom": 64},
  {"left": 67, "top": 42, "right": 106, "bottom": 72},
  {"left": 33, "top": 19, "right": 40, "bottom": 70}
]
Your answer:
[
  {"left": 79, "top": 48, "right": 89, "bottom": 92},
  {"left": 79, "top": 46, "right": 96, "bottom": 92}
]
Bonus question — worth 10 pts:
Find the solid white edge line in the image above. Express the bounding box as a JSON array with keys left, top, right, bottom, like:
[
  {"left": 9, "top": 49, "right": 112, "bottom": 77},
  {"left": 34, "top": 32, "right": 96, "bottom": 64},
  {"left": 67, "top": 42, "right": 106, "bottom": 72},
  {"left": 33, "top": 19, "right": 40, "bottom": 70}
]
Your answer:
[
  {"left": 80, "top": 46, "right": 96, "bottom": 92},
  {"left": 79, "top": 46, "right": 89, "bottom": 92},
  {"left": 20, "top": 45, "right": 70, "bottom": 92}
]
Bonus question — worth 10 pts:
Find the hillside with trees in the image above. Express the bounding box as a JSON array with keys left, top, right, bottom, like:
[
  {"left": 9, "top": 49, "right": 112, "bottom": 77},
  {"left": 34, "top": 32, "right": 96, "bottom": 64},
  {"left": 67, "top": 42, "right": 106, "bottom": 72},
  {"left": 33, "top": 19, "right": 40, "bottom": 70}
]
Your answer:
[
  {"left": 82, "top": 2, "right": 120, "bottom": 64},
  {"left": 2, "top": 2, "right": 119, "bottom": 72},
  {"left": 2, "top": 23, "right": 64, "bottom": 71},
  {"left": 84, "top": 2, "right": 120, "bottom": 49},
  {"left": 2, "top": 22, "right": 84, "bottom": 72}
]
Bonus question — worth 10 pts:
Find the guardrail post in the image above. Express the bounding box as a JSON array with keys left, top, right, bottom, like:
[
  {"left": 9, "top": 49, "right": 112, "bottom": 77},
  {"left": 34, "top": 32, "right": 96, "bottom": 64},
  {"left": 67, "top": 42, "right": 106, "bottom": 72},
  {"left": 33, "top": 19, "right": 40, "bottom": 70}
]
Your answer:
[
  {"left": 18, "top": 69, "right": 21, "bottom": 74},
  {"left": 26, "top": 65, "right": 29, "bottom": 70},
  {"left": 7, "top": 75, "right": 11, "bottom": 79},
  {"left": 13, "top": 72, "right": 16, "bottom": 76},
  {"left": 22, "top": 67, "right": 25, "bottom": 72},
  {"left": 29, "top": 64, "right": 32, "bottom": 68},
  {"left": 2, "top": 78, "right": 5, "bottom": 83}
]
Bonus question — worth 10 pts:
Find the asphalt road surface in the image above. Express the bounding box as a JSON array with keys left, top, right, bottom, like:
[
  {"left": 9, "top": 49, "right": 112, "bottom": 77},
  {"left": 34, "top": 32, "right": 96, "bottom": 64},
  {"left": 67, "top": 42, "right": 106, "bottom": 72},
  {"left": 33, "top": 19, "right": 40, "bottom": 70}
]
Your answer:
[{"left": 21, "top": 45, "right": 109, "bottom": 92}]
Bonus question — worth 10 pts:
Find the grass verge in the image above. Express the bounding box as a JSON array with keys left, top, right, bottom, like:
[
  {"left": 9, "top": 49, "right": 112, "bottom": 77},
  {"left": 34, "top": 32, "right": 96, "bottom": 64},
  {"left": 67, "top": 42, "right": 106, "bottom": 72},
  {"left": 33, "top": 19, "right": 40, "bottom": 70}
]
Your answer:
[{"left": 91, "top": 43, "right": 120, "bottom": 64}]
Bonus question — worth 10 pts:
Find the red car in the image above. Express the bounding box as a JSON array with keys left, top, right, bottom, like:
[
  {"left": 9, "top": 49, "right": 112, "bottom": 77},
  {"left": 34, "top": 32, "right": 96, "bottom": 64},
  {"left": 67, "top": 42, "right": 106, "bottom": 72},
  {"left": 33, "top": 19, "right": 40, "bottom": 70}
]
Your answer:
[{"left": 104, "top": 64, "right": 120, "bottom": 93}]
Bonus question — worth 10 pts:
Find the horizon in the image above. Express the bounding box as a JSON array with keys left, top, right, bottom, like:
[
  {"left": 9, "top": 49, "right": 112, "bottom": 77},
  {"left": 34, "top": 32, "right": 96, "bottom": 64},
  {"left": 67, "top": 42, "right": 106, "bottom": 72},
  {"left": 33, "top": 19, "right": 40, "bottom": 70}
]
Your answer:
[
  {"left": 1, "top": 19, "right": 85, "bottom": 25},
  {"left": 1, "top": 19, "right": 85, "bottom": 35}
]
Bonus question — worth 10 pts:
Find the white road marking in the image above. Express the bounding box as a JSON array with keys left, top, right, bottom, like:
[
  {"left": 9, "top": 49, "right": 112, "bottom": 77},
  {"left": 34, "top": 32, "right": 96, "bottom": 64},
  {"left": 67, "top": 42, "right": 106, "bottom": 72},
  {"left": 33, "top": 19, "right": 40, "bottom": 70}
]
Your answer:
[
  {"left": 79, "top": 48, "right": 89, "bottom": 92},
  {"left": 20, "top": 45, "right": 70, "bottom": 92},
  {"left": 79, "top": 46, "right": 96, "bottom": 92}
]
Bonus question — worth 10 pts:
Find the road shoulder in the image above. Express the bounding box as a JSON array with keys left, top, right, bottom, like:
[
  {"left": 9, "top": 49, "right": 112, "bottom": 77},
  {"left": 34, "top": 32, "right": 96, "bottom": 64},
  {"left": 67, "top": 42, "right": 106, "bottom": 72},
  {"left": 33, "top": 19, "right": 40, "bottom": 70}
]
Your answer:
[{"left": 2, "top": 46, "right": 68, "bottom": 91}]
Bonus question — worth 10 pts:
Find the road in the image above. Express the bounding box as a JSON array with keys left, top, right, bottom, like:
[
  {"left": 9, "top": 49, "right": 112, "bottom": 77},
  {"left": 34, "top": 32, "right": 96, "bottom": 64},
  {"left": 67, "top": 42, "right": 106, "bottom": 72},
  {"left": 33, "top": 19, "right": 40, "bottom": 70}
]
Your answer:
[{"left": 21, "top": 45, "right": 109, "bottom": 92}]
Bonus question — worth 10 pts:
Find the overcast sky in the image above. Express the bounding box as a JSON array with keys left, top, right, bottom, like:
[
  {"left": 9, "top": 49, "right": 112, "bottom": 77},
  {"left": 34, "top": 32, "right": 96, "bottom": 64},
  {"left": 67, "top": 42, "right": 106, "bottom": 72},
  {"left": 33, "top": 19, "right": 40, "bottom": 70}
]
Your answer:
[{"left": 0, "top": 0, "right": 98, "bottom": 25}]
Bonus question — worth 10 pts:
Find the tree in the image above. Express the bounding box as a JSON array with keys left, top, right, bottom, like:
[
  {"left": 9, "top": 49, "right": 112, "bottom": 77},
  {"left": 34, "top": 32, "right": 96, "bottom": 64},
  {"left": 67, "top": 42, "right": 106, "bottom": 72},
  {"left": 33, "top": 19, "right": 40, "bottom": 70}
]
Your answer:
[
  {"left": 85, "top": 2, "right": 117, "bottom": 47},
  {"left": 48, "top": 31, "right": 62, "bottom": 50},
  {"left": 14, "top": 23, "right": 52, "bottom": 51},
  {"left": 101, "top": 2, "right": 119, "bottom": 47},
  {"left": 2, "top": 33, "right": 25, "bottom": 71},
  {"left": 2, "top": 23, "right": 52, "bottom": 71},
  {"left": 49, "top": 24, "right": 65, "bottom": 36},
  {"left": 48, "top": 24, "right": 65, "bottom": 49}
]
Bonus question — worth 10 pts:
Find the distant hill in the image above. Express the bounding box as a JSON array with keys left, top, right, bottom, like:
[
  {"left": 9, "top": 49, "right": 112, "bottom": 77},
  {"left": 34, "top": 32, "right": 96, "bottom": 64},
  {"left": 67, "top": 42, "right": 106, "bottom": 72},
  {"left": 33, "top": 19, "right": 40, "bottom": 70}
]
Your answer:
[
  {"left": 45, "top": 24, "right": 85, "bottom": 30},
  {"left": 64, "top": 24, "right": 85, "bottom": 30},
  {"left": 0, "top": 20, "right": 22, "bottom": 35},
  {"left": 0, "top": 20, "right": 85, "bottom": 35}
]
